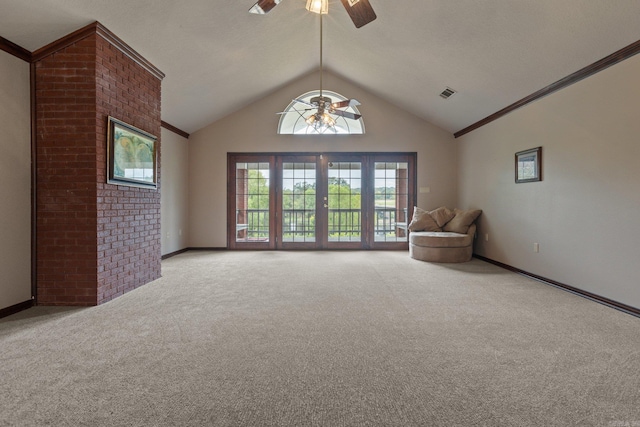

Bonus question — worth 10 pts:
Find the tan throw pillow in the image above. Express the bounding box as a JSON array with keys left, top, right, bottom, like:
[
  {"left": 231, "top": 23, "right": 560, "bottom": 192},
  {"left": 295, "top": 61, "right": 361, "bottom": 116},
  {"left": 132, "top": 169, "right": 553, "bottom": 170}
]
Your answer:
[
  {"left": 443, "top": 208, "right": 482, "bottom": 234},
  {"left": 408, "top": 206, "right": 441, "bottom": 232},
  {"left": 429, "top": 207, "right": 455, "bottom": 228}
]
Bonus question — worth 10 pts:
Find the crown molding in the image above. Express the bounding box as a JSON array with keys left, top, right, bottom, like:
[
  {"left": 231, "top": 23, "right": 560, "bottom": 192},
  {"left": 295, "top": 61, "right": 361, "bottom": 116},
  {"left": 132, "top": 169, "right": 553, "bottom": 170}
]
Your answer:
[
  {"left": 455, "top": 39, "right": 640, "bottom": 138},
  {"left": 161, "top": 121, "right": 190, "bottom": 139},
  {"left": 0, "top": 35, "right": 31, "bottom": 62},
  {"left": 31, "top": 21, "right": 164, "bottom": 80}
]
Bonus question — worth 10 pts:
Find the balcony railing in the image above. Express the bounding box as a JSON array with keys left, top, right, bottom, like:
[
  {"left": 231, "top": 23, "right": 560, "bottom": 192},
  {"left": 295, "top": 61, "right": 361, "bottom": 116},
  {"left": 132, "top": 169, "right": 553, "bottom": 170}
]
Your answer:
[
  {"left": 236, "top": 209, "right": 269, "bottom": 241},
  {"left": 236, "top": 207, "right": 407, "bottom": 242}
]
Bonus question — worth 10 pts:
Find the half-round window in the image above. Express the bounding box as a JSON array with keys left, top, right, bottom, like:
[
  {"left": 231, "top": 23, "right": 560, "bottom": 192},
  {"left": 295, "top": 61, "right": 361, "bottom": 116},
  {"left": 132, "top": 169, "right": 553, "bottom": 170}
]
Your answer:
[{"left": 277, "top": 90, "right": 365, "bottom": 135}]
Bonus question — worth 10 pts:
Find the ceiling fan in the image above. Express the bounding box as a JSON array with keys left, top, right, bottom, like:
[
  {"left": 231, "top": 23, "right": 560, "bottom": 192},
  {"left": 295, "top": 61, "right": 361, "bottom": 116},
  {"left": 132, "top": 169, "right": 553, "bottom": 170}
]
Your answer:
[
  {"left": 273, "top": 0, "right": 364, "bottom": 133},
  {"left": 249, "top": 0, "right": 377, "bottom": 29}
]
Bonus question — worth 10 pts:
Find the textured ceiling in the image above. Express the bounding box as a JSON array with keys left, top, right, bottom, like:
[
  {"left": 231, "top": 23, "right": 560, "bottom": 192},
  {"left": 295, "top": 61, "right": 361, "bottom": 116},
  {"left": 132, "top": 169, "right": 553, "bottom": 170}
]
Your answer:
[{"left": 2, "top": 0, "right": 640, "bottom": 135}]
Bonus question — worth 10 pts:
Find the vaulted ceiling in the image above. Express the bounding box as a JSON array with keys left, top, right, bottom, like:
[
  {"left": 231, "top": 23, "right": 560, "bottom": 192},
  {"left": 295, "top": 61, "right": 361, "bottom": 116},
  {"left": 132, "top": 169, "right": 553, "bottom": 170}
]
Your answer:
[{"left": 2, "top": 0, "right": 640, "bottom": 135}]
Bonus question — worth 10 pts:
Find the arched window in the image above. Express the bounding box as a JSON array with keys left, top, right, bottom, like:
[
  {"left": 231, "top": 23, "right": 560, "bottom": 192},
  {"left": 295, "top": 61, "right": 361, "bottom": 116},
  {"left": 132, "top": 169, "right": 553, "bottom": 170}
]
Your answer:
[{"left": 277, "top": 90, "right": 365, "bottom": 135}]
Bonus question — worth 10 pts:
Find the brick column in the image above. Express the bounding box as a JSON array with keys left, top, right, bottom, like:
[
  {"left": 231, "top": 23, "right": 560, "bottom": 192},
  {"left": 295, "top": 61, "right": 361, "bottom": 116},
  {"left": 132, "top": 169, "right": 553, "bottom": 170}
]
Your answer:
[{"left": 34, "top": 22, "right": 164, "bottom": 306}]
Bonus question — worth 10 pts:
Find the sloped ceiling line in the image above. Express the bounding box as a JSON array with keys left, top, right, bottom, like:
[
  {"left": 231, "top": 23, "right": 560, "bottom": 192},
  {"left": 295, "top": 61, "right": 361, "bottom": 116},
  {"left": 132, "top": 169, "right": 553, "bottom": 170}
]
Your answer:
[{"left": 454, "top": 38, "right": 640, "bottom": 138}]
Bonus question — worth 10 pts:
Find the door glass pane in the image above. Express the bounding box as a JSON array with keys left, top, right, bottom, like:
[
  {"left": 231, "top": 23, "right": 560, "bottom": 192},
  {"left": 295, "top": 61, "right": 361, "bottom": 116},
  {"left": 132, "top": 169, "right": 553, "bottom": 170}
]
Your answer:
[
  {"left": 327, "top": 162, "right": 361, "bottom": 242},
  {"left": 236, "top": 162, "right": 270, "bottom": 242},
  {"left": 282, "top": 162, "right": 316, "bottom": 242},
  {"left": 374, "top": 162, "right": 409, "bottom": 242}
]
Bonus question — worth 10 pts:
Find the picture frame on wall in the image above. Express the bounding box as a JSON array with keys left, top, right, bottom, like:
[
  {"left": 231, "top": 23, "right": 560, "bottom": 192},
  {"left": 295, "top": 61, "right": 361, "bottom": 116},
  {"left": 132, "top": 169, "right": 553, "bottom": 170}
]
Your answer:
[
  {"left": 107, "top": 117, "right": 157, "bottom": 189},
  {"left": 515, "top": 146, "right": 542, "bottom": 183}
]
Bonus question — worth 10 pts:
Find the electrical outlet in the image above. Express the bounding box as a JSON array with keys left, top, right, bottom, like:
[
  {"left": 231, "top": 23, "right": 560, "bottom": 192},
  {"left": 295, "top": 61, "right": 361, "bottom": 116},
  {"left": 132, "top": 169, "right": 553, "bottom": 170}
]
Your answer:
[
  {"left": 534, "top": 243, "right": 539, "bottom": 253},
  {"left": 485, "top": 233, "right": 489, "bottom": 242},
  {"left": 419, "top": 187, "right": 431, "bottom": 194}
]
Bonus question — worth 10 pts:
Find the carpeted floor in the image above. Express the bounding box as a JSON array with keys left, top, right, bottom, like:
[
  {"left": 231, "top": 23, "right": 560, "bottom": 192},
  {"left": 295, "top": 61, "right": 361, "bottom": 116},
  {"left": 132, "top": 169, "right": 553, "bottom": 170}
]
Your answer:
[{"left": 1, "top": 250, "right": 639, "bottom": 426}]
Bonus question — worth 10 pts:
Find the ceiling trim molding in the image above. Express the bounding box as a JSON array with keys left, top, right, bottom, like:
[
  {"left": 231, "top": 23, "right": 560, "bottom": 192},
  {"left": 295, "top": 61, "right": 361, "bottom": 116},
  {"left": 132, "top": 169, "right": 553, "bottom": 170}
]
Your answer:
[
  {"left": 161, "top": 121, "right": 190, "bottom": 139},
  {"left": 94, "top": 22, "right": 165, "bottom": 80},
  {"left": 454, "top": 39, "right": 640, "bottom": 138},
  {"left": 0, "top": 35, "right": 31, "bottom": 62},
  {"left": 31, "top": 21, "right": 165, "bottom": 80}
]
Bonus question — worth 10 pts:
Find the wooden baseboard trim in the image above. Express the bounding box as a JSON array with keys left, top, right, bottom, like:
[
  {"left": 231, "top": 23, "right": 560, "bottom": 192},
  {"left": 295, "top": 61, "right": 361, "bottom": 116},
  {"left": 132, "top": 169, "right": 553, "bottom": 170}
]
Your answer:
[
  {"left": 0, "top": 299, "right": 34, "bottom": 319},
  {"left": 161, "top": 247, "right": 227, "bottom": 260},
  {"left": 186, "top": 247, "right": 227, "bottom": 251},
  {"left": 161, "top": 248, "right": 190, "bottom": 260},
  {"left": 473, "top": 255, "right": 640, "bottom": 318}
]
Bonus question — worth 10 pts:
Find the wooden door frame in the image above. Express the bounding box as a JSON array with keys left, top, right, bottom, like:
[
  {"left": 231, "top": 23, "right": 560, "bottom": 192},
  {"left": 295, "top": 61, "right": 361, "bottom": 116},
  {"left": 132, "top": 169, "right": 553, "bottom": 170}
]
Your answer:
[
  {"left": 227, "top": 152, "right": 417, "bottom": 250},
  {"left": 368, "top": 153, "right": 417, "bottom": 250},
  {"left": 227, "top": 154, "right": 276, "bottom": 250},
  {"left": 276, "top": 154, "right": 323, "bottom": 250},
  {"left": 322, "top": 153, "right": 367, "bottom": 250}
]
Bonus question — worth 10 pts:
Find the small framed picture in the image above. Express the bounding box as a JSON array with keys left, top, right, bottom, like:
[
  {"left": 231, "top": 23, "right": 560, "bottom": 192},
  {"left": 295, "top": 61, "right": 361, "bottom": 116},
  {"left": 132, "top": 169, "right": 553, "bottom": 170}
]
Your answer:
[
  {"left": 515, "top": 147, "right": 542, "bottom": 183},
  {"left": 107, "top": 117, "right": 157, "bottom": 189}
]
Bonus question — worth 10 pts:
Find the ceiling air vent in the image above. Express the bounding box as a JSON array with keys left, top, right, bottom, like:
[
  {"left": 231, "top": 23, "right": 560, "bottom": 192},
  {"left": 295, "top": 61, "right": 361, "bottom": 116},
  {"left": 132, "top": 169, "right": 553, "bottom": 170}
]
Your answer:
[{"left": 439, "top": 87, "right": 456, "bottom": 99}]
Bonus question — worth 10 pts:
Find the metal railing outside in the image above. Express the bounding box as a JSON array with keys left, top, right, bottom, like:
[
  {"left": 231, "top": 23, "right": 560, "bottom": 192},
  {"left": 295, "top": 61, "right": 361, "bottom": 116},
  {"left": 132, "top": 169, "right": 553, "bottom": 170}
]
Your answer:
[{"left": 237, "top": 207, "right": 407, "bottom": 242}]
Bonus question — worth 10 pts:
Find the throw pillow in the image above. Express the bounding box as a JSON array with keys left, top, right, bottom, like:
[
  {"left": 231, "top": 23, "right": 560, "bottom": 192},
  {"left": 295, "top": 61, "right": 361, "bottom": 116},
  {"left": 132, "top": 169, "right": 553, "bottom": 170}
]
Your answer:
[
  {"left": 429, "top": 207, "right": 455, "bottom": 228},
  {"left": 408, "top": 206, "right": 441, "bottom": 232},
  {"left": 443, "top": 208, "right": 482, "bottom": 234}
]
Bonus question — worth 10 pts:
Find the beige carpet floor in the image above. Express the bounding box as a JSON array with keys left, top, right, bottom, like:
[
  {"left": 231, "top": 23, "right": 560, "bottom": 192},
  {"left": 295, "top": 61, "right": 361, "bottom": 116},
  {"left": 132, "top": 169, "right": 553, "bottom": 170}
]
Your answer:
[{"left": 1, "top": 250, "right": 639, "bottom": 426}]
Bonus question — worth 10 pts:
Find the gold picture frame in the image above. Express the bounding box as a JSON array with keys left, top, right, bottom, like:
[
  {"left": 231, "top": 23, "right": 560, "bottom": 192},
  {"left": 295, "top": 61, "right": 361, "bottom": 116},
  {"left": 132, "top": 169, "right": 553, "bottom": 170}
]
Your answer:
[{"left": 107, "top": 117, "right": 157, "bottom": 188}]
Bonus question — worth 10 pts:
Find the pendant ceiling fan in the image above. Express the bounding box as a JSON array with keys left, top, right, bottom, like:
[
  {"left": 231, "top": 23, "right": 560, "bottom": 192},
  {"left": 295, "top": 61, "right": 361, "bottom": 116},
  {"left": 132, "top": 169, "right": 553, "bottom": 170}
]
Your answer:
[
  {"left": 273, "top": 1, "right": 363, "bottom": 133},
  {"left": 249, "top": 0, "right": 377, "bottom": 29}
]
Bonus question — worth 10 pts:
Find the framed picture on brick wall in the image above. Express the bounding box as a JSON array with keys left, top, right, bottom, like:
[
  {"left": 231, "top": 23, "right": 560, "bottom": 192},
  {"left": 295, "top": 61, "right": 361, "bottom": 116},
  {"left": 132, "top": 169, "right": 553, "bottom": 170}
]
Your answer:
[{"left": 107, "top": 117, "right": 157, "bottom": 188}]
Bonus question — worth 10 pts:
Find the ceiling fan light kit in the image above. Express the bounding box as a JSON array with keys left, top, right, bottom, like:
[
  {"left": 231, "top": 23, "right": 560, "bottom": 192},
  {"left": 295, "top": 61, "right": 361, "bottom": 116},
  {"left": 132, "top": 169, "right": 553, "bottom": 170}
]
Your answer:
[
  {"left": 249, "top": 0, "right": 374, "bottom": 134},
  {"left": 250, "top": 0, "right": 376, "bottom": 28},
  {"left": 305, "top": 0, "right": 328, "bottom": 15}
]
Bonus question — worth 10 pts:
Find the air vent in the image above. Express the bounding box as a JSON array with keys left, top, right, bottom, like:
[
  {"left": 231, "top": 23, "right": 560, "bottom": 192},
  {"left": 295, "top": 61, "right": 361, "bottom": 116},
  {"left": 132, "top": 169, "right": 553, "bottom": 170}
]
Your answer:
[{"left": 439, "top": 87, "right": 456, "bottom": 99}]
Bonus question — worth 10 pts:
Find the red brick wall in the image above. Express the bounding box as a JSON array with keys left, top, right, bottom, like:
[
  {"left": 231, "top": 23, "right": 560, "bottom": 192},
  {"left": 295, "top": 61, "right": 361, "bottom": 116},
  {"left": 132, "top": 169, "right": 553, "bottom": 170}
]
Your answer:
[
  {"left": 95, "top": 36, "right": 161, "bottom": 304},
  {"left": 35, "top": 27, "right": 162, "bottom": 306}
]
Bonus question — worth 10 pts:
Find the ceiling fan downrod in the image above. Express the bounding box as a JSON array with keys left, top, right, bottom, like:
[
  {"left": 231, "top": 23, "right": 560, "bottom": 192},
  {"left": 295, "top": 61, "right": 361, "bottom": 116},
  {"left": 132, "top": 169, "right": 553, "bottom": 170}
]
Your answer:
[{"left": 319, "top": 10, "right": 323, "bottom": 100}]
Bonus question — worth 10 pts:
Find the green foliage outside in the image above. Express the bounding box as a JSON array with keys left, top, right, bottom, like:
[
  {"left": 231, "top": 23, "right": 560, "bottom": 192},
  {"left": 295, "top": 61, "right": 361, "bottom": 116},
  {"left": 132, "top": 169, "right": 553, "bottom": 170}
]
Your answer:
[{"left": 243, "top": 171, "right": 406, "bottom": 240}]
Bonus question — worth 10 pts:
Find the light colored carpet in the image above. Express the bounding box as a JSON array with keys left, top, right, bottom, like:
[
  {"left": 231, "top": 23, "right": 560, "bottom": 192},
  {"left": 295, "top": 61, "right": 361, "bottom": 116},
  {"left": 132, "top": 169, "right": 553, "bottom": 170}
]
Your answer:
[{"left": 1, "top": 250, "right": 639, "bottom": 426}]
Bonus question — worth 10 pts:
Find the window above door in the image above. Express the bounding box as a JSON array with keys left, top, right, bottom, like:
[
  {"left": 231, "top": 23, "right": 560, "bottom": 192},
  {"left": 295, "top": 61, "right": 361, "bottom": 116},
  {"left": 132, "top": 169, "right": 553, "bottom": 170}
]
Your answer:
[{"left": 277, "top": 90, "right": 365, "bottom": 135}]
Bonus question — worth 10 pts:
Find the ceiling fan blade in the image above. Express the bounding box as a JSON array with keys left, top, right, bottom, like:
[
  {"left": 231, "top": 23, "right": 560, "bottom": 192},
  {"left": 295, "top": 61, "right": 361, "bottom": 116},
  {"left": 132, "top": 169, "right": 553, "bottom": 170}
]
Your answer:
[
  {"left": 339, "top": 0, "right": 376, "bottom": 28},
  {"left": 249, "top": 0, "right": 282, "bottom": 14},
  {"left": 329, "top": 110, "right": 362, "bottom": 120},
  {"left": 277, "top": 108, "right": 313, "bottom": 114},
  {"left": 332, "top": 99, "right": 361, "bottom": 109},
  {"left": 293, "top": 98, "right": 316, "bottom": 107}
]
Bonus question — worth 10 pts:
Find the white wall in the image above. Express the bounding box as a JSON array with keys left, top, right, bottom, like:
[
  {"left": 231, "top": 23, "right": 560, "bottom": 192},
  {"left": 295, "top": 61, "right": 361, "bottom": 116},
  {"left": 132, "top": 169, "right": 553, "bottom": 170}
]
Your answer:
[
  {"left": 458, "top": 54, "right": 640, "bottom": 309},
  {"left": 0, "top": 50, "right": 31, "bottom": 310},
  {"left": 160, "top": 128, "right": 190, "bottom": 255},
  {"left": 188, "top": 70, "right": 457, "bottom": 247}
]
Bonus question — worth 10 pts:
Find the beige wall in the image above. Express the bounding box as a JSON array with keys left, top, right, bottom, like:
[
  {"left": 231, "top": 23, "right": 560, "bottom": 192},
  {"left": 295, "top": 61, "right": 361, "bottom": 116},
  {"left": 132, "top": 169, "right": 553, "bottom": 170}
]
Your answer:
[
  {"left": 0, "top": 50, "right": 31, "bottom": 310},
  {"left": 188, "top": 71, "right": 457, "bottom": 247},
  {"left": 458, "top": 54, "right": 640, "bottom": 309},
  {"left": 160, "top": 128, "right": 190, "bottom": 255}
]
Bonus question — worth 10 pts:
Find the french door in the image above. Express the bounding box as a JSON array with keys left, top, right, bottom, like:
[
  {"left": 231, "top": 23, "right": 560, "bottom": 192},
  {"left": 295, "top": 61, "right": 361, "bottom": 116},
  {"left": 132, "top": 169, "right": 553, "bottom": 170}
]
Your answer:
[{"left": 228, "top": 153, "right": 415, "bottom": 250}]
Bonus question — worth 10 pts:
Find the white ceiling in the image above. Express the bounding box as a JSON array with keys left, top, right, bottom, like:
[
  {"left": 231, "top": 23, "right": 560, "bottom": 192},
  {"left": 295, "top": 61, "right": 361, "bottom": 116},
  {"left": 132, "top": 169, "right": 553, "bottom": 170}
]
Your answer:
[{"left": 2, "top": 0, "right": 640, "bottom": 135}]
